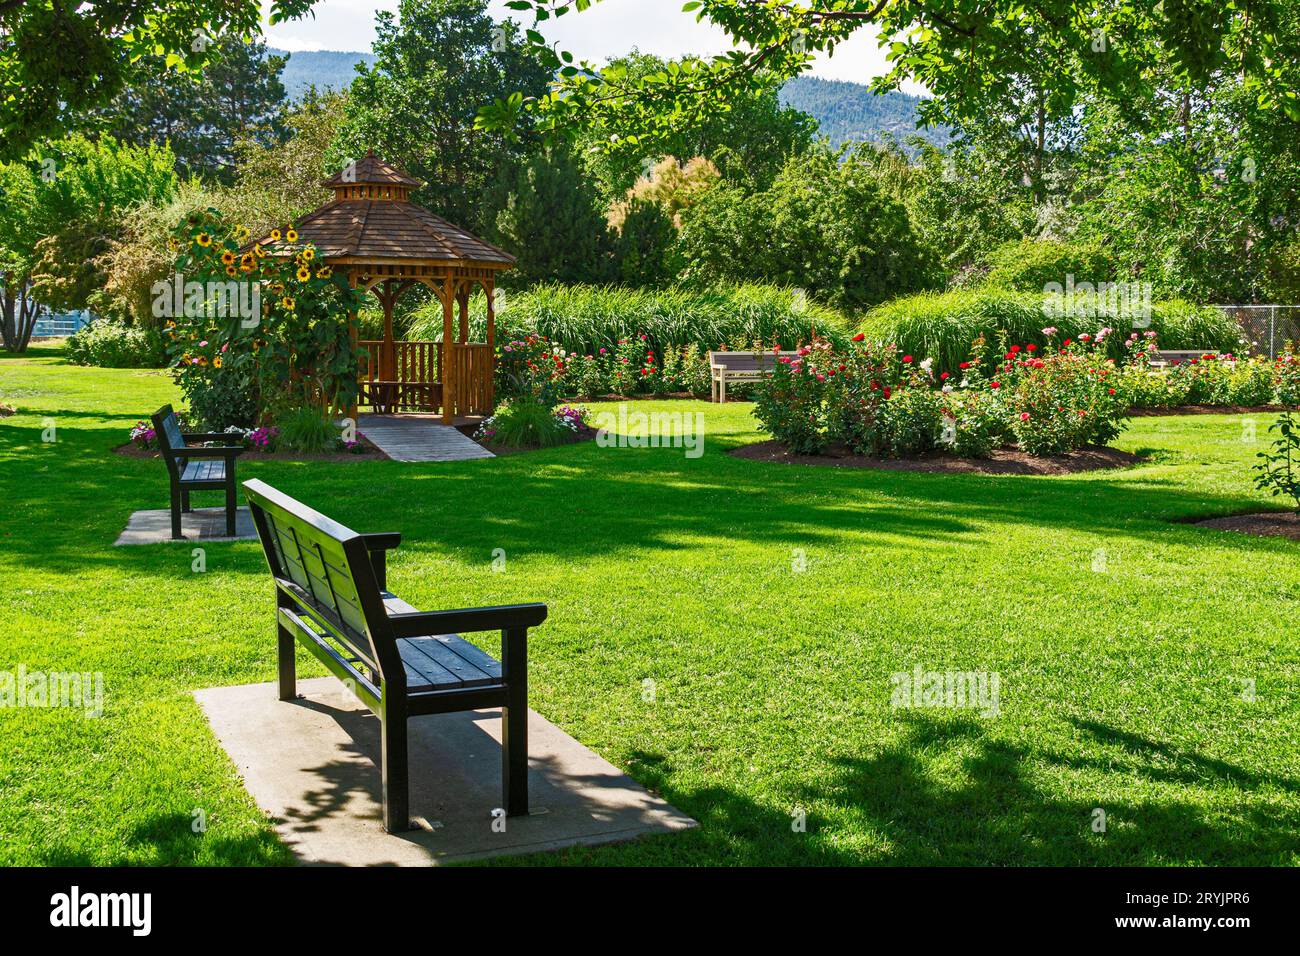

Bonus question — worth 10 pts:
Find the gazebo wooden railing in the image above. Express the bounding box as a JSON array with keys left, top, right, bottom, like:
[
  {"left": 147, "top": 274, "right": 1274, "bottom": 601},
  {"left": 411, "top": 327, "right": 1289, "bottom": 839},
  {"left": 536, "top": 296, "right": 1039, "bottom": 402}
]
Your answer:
[{"left": 357, "top": 339, "right": 494, "bottom": 417}]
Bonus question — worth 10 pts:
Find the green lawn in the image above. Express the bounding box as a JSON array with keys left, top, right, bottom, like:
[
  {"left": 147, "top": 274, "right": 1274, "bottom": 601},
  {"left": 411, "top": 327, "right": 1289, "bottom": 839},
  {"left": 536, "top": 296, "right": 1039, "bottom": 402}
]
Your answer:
[{"left": 1, "top": 347, "right": 1298, "bottom": 866}]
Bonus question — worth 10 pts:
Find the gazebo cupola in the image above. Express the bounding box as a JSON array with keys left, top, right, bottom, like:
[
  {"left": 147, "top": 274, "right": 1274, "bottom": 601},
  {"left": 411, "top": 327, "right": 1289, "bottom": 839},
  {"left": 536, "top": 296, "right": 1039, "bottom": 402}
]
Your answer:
[{"left": 250, "top": 150, "right": 515, "bottom": 424}]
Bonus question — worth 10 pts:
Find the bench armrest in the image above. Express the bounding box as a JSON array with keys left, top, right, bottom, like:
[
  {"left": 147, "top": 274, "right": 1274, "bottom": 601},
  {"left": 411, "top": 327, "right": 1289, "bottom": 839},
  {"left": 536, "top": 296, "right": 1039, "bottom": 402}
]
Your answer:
[
  {"left": 164, "top": 444, "right": 245, "bottom": 460},
  {"left": 360, "top": 533, "right": 401, "bottom": 589},
  {"left": 388, "top": 602, "right": 548, "bottom": 638}
]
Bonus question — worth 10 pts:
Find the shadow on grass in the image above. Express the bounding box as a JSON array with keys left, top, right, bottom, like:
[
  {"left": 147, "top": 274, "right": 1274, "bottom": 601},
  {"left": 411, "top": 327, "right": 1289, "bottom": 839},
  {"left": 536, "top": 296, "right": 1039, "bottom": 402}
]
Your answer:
[{"left": 514, "top": 711, "right": 1300, "bottom": 866}]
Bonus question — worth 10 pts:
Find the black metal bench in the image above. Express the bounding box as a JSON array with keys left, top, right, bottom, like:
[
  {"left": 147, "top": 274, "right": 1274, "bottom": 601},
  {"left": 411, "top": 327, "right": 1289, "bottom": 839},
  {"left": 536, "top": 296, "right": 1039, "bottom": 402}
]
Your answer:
[
  {"left": 151, "top": 404, "right": 244, "bottom": 540},
  {"left": 242, "top": 478, "right": 547, "bottom": 832}
]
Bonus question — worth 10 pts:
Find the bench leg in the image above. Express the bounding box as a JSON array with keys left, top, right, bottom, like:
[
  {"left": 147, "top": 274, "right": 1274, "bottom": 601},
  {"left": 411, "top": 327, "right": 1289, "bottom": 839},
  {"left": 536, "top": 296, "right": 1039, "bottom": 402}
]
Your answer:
[
  {"left": 225, "top": 479, "right": 237, "bottom": 536},
  {"left": 277, "top": 619, "right": 296, "bottom": 701},
  {"left": 169, "top": 485, "right": 183, "bottom": 540},
  {"left": 380, "top": 708, "right": 411, "bottom": 832},
  {"left": 181, "top": 489, "right": 191, "bottom": 513},
  {"left": 719, "top": 377, "right": 727, "bottom": 404},
  {"left": 502, "top": 626, "right": 528, "bottom": 816}
]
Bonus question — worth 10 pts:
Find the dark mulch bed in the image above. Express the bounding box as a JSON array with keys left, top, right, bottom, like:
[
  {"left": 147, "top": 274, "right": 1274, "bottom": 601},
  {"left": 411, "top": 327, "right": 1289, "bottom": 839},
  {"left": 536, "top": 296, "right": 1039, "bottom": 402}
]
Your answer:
[
  {"left": 1183, "top": 511, "right": 1300, "bottom": 541},
  {"left": 1129, "top": 404, "right": 1296, "bottom": 416},
  {"left": 730, "top": 440, "right": 1144, "bottom": 475},
  {"left": 113, "top": 439, "right": 387, "bottom": 463},
  {"left": 454, "top": 422, "right": 597, "bottom": 457}
]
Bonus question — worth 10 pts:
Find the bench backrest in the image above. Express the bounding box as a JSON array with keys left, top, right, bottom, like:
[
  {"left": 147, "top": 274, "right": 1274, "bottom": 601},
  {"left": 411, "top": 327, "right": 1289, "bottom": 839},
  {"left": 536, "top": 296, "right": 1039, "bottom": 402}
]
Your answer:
[
  {"left": 1152, "top": 349, "right": 1222, "bottom": 362},
  {"left": 151, "top": 404, "right": 189, "bottom": 474},
  {"left": 707, "top": 350, "right": 800, "bottom": 372},
  {"left": 243, "top": 479, "right": 399, "bottom": 682}
]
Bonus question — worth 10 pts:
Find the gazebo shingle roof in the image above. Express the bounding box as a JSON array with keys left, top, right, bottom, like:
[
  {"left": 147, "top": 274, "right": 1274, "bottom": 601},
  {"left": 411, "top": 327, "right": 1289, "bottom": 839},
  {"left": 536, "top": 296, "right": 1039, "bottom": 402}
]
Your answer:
[
  {"left": 259, "top": 200, "right": 516, "bottom": 265},
  {"left": 249, "top": 152, "right": 515, "bottom": 268},
  {"left": 322, "top": 152, "right": 422, "bottom": 188}
]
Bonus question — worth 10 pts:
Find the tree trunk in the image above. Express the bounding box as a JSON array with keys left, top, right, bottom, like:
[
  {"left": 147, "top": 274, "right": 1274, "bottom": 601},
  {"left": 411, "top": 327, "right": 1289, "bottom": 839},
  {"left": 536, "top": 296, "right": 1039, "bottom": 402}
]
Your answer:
[{"left": 1, "top": 273, "right": 40, "bottom": 353}]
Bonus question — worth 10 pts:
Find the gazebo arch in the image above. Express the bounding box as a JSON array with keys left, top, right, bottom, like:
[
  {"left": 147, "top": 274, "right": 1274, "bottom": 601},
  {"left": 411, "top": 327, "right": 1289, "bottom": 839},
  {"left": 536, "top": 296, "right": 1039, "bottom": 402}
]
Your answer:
[{"left": 250, "top": 151, "right": 513, "bottom": 425}]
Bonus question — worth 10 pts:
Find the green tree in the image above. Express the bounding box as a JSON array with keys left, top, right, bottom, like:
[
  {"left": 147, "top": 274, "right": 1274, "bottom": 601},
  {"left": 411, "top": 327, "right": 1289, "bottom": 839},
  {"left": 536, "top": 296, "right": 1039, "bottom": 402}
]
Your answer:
[
  {"left": 678, "top": 147, "right": 938, "bottom": 311},
  {"left": 331, "top": 0, "right": 550, "bottom": 232},
  {"left": 0, "top": 0, "right": 315, "bottom": 159},
  {"left": 0, "top": 136, "right": 177, "bottom": 350},
  {"left": 614, "top": 199, "right": 678, "bottom": 287},
  {"left": 481, "top": 1, "right": 1300, "bottom": 149},
  {"left": 90, "top": 37, "right": 289, "bottom": 182},
  {"left": 489, "top": 147, "right": 613, "bottom": 285},
  {"left": 573, "top": 51, "right": 816, "bottom": 200}
]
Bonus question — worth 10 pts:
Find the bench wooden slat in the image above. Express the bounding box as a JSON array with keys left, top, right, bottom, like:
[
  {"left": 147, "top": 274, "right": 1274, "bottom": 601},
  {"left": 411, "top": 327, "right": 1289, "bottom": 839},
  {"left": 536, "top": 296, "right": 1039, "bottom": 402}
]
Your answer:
[{"left": 402, "top": 636, "right": 496, "bottom": 687}]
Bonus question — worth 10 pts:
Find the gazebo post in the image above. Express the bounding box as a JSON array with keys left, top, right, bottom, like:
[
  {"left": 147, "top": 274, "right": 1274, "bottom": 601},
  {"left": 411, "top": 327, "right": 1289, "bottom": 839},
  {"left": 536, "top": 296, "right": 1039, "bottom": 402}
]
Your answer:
[
  {"left": 380, "top": 280, "right": 396, "bottom": 383},
  {"left": 441, "top": 275, "right": 455, "bottom": 425},
  {"left": 485, "top": 279, "right": 496, "bottom": 410},
  {"left": 456, "top": 281, "right": 470, "bottom": 343},
  {"left": 347, "top": 270, "right": 359, "bottom": 421}
]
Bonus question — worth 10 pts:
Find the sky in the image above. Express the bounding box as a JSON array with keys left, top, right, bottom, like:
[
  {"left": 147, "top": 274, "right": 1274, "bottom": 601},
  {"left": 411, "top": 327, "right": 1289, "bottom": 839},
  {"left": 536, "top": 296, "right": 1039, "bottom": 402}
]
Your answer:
[{"left": 262, "top": 0, "right": 924, "bottom": 92}]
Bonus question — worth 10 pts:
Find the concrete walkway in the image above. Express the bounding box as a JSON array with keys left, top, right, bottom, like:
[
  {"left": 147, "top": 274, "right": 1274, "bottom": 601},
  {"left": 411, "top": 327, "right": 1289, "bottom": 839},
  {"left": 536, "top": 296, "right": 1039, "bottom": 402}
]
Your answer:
[
  {"left": 359, "top": 414, "right": 494, "bottom": 463},
  {"left": 115, "top": 507, "right": 257, "bottom": 545},
  {"left": 195, "top": 677, "right": 696, "bottom": 865}
]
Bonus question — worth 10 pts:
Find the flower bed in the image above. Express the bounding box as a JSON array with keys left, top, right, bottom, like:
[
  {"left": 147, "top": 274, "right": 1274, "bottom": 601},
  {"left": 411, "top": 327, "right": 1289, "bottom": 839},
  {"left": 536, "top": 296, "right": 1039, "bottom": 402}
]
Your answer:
[{"left": 752, "top": 327, "right": 1131, "bottom": 460}]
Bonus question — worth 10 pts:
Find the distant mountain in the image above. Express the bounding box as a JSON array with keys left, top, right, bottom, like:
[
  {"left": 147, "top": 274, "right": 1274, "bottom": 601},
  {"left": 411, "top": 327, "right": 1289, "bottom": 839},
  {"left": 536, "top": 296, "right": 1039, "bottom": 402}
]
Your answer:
[
  {"left": 269, "top": 49, "right": 375, "bottom": 100},
  {"left": 779, "top": 75, "right": 950, "bottom": 151},
  {"left": 269, "top": 50, "right": 949, "bottom": 151}
]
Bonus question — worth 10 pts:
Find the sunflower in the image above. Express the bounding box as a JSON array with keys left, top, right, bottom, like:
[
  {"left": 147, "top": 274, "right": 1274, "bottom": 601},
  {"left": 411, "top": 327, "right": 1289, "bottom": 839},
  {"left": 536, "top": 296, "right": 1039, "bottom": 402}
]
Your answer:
[
  {"left": 240, "top": 253, "right": 255, "bottom": 272},
  {"left": 221, "top": 251, "right": 235, "bottom": 265},
  {"left": 296, "top": 267, "right": 311, "bottom": 281},
  {"left": 253, "top": 244, "right": 265, "bottom": 258},
  {"left": 226, "top": 266, "right": 238, "bottom": 277},
  {"left": 166, "top": 237, "right": 179, "bottom": 252},
  {"left": 234, "top": 224, "right": 250, "bottom": 242},
  {"left": 285, "top": 228, "right": 299, "bottom": 242},
  {"left": 269, "top": 229, "right": 282, "bottom": 242},
  {"left": 281, "top": 296, "right": 296, "bottom": 310},
  {"left": 301, "top": 248, "right": 314, "bottom": 261},
  {"left": 195, "top": 233, "right": 213, "bottom": 247},
  {"left": 213, "top": 356, "right": 223, "bottom": 369},
  {"left": 316, "top": 267, "right": 332, "bottom": 279}
]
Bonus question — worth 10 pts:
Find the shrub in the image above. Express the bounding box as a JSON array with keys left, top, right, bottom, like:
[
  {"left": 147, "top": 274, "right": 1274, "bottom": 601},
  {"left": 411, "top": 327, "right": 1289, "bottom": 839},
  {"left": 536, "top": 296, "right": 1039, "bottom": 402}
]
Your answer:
[
  {"left": 863, "top": 288, "right": 1246, "bottom": 376},
  {"left": 408, "top": 283, "right": 850, "bottom": 359},
  {"left": 982, "top": 239, "right": 1118, "bottom": 293},
  {"left": 999, "top": 338, "right": 1129, "bottom": 456},
  {"left": 185, "top": 367, "right": 257, "bottom": 430},
  {"left": 66, "top": 320, "right": 167, "bottom": 368},
  {"left": 1164, "top": 352, "right": 1277, "bottom": 406},
  {"left": 1253, "top": 412, "right": 1300, "bottom": 513},
  {"left": 475, "top": 398, "right": 581, "bottom": 448},
  {"left": 754, "top": 332, "right": 1128, "bottom": 458},
  {"left": 753, "top": 342, "right": 836, "bottom": 454},
  {"left": 1275, "top": 351, "right": 1300, "bottom": 406},
  {"left": 276, "top": 405, "right": 337, "bottom": 453}
]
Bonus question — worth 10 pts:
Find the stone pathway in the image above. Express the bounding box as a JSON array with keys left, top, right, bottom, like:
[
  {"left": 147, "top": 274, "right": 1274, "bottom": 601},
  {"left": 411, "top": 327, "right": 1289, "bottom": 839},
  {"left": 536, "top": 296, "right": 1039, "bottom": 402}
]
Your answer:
[
  {"left": 359, "top": 414, "right": 494, "bottom": 463},
  {"left": 115, "top": 507, "right": 257, "bottom": 545}
]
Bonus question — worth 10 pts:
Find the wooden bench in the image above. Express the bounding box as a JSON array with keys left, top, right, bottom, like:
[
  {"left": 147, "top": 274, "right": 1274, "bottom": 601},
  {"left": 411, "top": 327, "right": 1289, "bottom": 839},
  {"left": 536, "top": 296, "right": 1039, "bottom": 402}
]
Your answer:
[
  {"left": 708, "top": 350, "right": 800, "bottom": 402},
  {"left": 242, "top": 479, "right": 547, "bottom": 832},
  {"left": 151, "top": 404, "right": 245, "bottom": 540},
  {"left": 1148, "top": 349, "right": 1225, "bottom": 369}
]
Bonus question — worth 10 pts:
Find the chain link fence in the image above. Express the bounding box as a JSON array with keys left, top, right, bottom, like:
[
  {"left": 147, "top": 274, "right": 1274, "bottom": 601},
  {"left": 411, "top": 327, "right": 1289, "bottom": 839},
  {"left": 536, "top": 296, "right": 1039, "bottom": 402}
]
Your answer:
[{"left": 1212, "top": 304, "right": 1300, "bottom": 359}]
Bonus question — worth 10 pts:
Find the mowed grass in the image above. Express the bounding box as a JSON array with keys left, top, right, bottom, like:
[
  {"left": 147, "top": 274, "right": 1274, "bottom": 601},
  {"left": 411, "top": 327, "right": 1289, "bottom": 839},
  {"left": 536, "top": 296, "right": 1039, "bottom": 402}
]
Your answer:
[{"left": 1, "top": 347, "right": 1298, "bottom": 866}]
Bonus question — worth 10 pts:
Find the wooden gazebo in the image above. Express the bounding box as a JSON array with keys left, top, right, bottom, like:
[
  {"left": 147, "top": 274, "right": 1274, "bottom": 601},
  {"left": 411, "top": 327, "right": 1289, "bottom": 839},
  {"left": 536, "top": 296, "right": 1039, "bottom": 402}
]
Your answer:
[{"left": 251, "top": 152, "right": 514, "bottom": 424}]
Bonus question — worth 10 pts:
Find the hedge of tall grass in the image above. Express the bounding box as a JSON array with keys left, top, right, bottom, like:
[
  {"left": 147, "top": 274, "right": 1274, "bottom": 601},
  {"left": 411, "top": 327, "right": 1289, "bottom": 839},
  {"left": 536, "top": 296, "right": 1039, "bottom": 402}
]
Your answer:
[
  {"left": 407, "top": 283, "right": 851, "bottom": 356},
  {"left": 861, "top": 288, "right": 1246, "bottom": 374}
]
